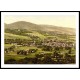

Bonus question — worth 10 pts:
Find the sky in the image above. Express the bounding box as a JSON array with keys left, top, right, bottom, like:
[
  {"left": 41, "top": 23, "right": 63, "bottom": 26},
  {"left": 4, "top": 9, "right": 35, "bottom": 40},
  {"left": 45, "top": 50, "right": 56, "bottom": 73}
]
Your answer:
[{"left": 4, "top": 15, "right": 76, "bottom": 28}]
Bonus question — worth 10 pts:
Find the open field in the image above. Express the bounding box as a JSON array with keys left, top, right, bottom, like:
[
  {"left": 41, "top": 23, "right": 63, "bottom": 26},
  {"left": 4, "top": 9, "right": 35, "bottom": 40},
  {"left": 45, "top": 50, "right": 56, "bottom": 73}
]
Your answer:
[{"left": 5, "top": 33, "right": 31, "bottom": 40}]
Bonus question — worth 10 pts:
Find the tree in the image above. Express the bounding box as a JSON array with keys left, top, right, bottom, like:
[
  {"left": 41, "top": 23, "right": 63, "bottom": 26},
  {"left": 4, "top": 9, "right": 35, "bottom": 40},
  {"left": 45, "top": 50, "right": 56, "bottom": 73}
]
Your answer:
[{"left": 42, "top": 45, "right": 53, "bottom": 51}]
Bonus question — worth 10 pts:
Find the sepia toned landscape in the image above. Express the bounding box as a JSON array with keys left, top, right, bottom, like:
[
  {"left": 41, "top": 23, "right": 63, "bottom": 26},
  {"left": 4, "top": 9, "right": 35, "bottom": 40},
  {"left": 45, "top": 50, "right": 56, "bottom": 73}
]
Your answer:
[{"left": 4, "top": 16, "right": 76, "bottom": 64}]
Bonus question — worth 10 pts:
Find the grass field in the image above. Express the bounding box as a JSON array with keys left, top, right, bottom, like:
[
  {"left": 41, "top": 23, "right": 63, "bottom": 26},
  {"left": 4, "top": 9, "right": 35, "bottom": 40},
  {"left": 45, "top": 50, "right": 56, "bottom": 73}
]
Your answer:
[
  {"left": 5, "top": 33, "right": 31, "bottom": 40},
  {"left": 26, "top": 31, "right": 46, "bottom": 39},
  {"left": 4, "top": 44, "right": 53, "bottom": 61}
]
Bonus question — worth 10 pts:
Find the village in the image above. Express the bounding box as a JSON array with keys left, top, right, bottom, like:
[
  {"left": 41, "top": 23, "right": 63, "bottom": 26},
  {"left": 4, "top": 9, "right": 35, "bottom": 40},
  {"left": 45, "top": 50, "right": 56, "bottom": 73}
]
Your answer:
[{"left": 4, "top": 37, "right": 76, "bottom": 64}]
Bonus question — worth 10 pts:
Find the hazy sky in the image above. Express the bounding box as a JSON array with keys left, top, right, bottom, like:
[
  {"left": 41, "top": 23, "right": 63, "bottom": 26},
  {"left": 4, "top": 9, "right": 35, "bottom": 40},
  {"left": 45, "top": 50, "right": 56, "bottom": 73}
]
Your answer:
[{"left": 4, "top": 15, "right": 76, "bottom": 28}]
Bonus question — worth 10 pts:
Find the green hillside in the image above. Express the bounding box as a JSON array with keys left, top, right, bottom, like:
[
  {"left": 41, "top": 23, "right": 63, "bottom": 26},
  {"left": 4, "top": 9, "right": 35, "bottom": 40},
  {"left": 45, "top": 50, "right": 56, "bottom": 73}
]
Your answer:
[
  {"left": 5, "top": 33, "right": 31, "bottom": 40},
  {"left": 26, "top": 31, "right": 46, "bottom": 39}
]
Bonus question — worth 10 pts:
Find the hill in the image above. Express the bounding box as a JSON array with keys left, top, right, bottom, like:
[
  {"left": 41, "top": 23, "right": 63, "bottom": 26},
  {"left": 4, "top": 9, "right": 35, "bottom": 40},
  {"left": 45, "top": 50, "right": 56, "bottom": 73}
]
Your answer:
[{"left": 4, "top": 21, "right": 76, "bottom": 35}]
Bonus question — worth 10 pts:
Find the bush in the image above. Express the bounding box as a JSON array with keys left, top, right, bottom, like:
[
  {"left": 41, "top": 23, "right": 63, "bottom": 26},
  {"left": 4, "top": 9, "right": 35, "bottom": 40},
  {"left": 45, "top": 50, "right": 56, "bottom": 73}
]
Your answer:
[
  {"left": 42, "top": 45, "right": 53, "bottom": 51},
  {"left": 5, "top": 59, "right": 16, "bottom": 64}
]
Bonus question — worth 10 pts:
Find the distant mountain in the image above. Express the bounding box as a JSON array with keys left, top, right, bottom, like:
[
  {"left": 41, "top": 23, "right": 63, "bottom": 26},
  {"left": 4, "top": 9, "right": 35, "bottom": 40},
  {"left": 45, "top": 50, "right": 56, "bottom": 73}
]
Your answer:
[
  {"left": 4, "top": 21, "right": 39, "bottom": 30},
  {"left": 4, "top": 21, "right": 75, "bottom": 35}
]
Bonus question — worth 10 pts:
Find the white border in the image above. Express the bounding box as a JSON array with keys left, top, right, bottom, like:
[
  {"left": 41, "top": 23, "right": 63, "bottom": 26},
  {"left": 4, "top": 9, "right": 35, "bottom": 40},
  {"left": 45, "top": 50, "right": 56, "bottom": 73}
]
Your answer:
[{"left": 1, "top": 12, "right": 79, "bottom": 68}]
